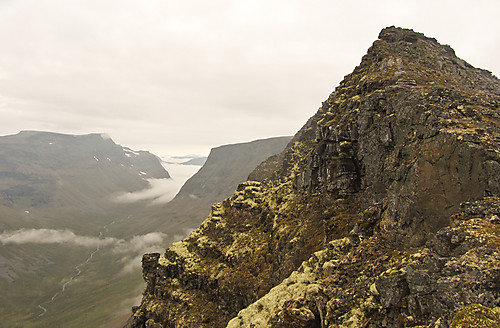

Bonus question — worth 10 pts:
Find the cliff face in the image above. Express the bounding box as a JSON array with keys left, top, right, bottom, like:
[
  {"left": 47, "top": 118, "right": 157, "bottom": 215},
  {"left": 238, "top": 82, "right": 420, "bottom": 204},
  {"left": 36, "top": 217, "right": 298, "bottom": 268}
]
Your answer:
[
  {"left": 295, "top": 27, "right": 499, "bottom": 245},
  {"left": 127, "top": 27, "right": 499, "bottom": 328}
]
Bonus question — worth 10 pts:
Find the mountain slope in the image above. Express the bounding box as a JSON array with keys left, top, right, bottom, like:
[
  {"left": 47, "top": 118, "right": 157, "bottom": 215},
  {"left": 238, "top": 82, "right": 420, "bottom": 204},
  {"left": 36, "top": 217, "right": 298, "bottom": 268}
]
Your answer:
[
  {"left": 127, "top": 27, "right": 499, "bottom": 328},
  {"left": 152, "top": 137, "right": 292, "bottom": 234},
  {"left": 0, "top": 131, "right": 171, "bottom": 328},
  {"left": 0, "top": 130, "right": 169, "bottom": 231},
  {"left": 0, "top": 132, "right": 290, "bottom": 328}
]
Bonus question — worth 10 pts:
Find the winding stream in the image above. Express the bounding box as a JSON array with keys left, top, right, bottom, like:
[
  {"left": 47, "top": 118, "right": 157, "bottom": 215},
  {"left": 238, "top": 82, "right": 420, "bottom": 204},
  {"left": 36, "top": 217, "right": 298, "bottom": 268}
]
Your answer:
[{"left": 37, "top": 222, "right": 114, "bottom": 317}]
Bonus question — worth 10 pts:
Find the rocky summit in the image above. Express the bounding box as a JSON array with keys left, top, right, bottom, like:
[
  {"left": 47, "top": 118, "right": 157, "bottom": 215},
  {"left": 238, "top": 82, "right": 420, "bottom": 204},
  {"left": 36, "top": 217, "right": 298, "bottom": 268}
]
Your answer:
[{"left": 126, "top": 27, "right": 500, "bottom": 328}]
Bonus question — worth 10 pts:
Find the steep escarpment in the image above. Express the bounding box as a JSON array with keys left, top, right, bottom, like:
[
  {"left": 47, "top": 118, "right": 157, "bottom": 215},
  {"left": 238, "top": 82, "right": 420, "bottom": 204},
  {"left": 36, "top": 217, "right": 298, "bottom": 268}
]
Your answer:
[
  {"left": 129, "top": 181, "right": 343, "bottom": 327},
  {"left": 127, "top": 27, "right": 499, "bottom": 328},
  {"left": 228, "top": 198, "right": 500, "bottom": 327},
  {"left": 296, "top": 26, "right": 500, "bottom": 245}
]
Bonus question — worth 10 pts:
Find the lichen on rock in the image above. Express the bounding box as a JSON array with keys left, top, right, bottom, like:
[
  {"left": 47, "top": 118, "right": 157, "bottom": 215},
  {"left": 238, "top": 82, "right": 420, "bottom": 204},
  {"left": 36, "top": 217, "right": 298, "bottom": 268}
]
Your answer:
[
  {"left": 126, "top": 27, "right": 499, "bottom": 328},
  {"left": 449, "top": 304, "right": 500, "bottom": 328}
]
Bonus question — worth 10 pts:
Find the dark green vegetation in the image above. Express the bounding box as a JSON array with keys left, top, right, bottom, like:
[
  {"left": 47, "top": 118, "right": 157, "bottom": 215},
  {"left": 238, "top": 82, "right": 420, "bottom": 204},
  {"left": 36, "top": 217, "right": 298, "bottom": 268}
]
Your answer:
[{"left": 128, "top": 27, "right": 500, "bottom": 328}]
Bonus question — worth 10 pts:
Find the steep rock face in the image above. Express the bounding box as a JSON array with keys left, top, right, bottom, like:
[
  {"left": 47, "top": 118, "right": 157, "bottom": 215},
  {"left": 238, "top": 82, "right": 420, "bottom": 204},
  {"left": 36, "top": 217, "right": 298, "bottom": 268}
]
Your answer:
[
  {"left": 127, "top": 27, "right": 499, "bottom": 328},
  {"left": 128, "top": 181, "right": 343, "bottom": 327},
  {"left": 295, "top": 27, "right": 500, "bottom": 244}
]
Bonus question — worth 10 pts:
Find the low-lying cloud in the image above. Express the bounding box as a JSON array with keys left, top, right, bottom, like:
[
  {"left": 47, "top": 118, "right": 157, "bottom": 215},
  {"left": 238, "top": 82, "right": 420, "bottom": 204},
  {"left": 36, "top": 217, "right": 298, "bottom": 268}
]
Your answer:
[
  {"left": 113, "top": 232, "right": 167, "bottom": 254},
  {"left": 0, "top": 229, "right": 168, "bottom": 250},
  {"left": 0, "top": 228, "right": 171, "bottom": 274},
  {"left": 113, "top": 232, "right": 168, "bottom": 274},
  {"left": 119, "top": 254, "right": 146, "bottom": 274},
  {"left": 0, "top": 229, "right": 118, "bottom": 247},
  {"left": 114, "top": 162, "right": 201, "bottom": 204},
  {"left": 114, "top": 178, "right": 180, "bottom": 204}
]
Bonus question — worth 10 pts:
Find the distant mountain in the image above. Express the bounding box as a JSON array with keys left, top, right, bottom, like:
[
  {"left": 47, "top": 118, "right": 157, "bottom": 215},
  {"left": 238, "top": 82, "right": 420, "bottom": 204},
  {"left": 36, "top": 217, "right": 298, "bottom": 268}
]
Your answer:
[
  {"left": 180, "top": 157, "right": 207, "bottom": 166},
  {"left": 162, "top": 155, "right": 208, "bottom": 166},
  {"left": 0, "top": 130, "right": 169, "bottom": 231}
]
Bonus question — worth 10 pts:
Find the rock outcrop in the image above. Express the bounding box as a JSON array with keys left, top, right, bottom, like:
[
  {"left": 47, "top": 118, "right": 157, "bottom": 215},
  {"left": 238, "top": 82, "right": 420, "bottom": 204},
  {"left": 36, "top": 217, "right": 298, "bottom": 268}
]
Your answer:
[{"left": 126, "top": 27, "right": 499, "bottom": 328}]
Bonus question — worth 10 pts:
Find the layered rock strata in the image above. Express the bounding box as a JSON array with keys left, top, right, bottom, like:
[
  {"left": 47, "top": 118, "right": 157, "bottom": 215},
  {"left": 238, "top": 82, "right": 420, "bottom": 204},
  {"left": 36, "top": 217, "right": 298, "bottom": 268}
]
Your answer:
[{"left": 127, "top": 27, "right": 499, "bottom": 328}]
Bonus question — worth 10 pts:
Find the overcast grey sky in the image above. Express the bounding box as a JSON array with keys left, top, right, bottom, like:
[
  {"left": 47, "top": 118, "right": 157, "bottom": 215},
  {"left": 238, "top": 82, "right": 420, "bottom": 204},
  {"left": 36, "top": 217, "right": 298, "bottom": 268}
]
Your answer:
[{"left": 1, "top": 0, "right": 499, "bottom": 156}]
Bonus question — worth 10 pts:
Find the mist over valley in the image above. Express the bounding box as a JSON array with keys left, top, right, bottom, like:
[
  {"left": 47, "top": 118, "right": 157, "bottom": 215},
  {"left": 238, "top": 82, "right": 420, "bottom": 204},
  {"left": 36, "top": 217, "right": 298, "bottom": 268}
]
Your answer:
[{"left": 0, "top": 131, "right": 289, "bottom": 327}]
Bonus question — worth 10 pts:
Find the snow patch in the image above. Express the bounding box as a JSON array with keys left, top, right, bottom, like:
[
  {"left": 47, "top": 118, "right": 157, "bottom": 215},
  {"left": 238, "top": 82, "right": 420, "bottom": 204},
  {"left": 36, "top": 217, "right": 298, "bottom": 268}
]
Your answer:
[{"left": 123, "top": 148, "right": 140, "bottom": 157}]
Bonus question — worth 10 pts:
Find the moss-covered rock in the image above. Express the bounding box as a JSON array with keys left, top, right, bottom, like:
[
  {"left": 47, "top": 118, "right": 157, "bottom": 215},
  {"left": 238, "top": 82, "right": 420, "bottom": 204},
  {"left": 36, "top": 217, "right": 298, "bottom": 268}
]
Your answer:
[
  {"left": 449, "top": 304, "right": 500, "bottom": 328},
  {"left": 127, "top": 27, "right": 499, "bottom": 328}
]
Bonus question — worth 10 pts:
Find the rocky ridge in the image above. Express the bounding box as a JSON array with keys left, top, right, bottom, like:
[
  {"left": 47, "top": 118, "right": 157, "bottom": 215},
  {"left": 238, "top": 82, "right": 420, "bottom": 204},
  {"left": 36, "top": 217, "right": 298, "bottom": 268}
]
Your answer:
[{"left": 127, "top": 27, "right": 500, "bottom": 328}]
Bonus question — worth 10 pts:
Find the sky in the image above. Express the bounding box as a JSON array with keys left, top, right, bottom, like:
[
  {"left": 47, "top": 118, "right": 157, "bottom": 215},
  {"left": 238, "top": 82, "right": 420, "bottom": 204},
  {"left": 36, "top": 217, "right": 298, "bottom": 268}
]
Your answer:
[{"left": 0, "top": 0, "right": 499, "bottom": 156}]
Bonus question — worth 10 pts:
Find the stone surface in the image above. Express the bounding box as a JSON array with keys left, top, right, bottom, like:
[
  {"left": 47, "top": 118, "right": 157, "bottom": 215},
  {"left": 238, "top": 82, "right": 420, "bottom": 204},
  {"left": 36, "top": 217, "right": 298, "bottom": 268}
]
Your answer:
[
  {"left": 449, "top": 304, "right": 500, "bottom": 328},
  {"left": 126, "top": 27, "right": 499, "bottom": 328}
]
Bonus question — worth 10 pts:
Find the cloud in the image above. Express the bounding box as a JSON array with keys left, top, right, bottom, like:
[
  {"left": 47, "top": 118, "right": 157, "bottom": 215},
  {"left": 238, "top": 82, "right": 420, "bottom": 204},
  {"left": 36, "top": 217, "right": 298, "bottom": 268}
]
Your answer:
[
  {"left": 0, "top": 228, "right": 170, "bottom": 274},
  {"left": 114, "top": 178, "right": 178, "bottom": 203},
  {"left": 0, "top": 229, "right": 118, "bottom": 247},
  {"left": 114, "top": 162, "right": 201, "bottom": 204},
  {"left": 0, "top": 229, "right": 168, "bottom": 252},
  {"left": 119, "top": 254, "right": 145, "bottom": 274},
  {"left": 112, "top": 232, "right": 168, "bottom": 274},
  {"left": 113, "top": 232, "right": 167, "bottom": 254}
]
